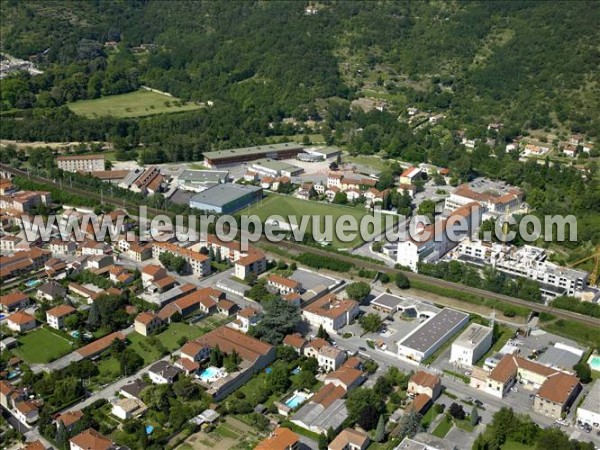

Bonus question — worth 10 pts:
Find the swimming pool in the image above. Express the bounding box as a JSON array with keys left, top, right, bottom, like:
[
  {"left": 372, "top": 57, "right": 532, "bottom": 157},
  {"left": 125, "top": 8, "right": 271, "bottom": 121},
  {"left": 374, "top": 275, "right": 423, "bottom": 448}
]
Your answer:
[
  {"left": 285, "top": 391, "right": 310, "bottom": 409},
  {"left": 25, "top": 279, "right": 41, "bottom": 288},
  {"left": 199, "top": 366, "right": 226, "bottom": 383},
  {"left": 587, "top": 354, "right": 600, "bottom": 371},
  {"left": 0, "top": 314, "right": 5, "bottom": 321},
  {"left": 145, "top": 425, "right": 154, "bottom": 435},
  {"left": 70, "top": 330, "right": 81, "bottom": 339}
]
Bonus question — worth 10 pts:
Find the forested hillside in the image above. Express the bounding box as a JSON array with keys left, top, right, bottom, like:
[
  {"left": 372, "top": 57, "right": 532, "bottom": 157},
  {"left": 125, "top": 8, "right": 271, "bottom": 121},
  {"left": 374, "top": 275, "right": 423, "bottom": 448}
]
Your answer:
[{"left": 2, "top": 0, "right": 600, "bottom": 136}]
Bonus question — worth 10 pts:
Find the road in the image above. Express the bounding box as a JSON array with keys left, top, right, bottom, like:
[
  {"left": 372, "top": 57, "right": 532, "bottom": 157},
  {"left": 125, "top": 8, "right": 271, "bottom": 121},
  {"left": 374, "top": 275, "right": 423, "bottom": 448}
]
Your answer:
[
  {"left": 62, "top": 355, "right": 169, "bottom": 413},
  {"left": 2, "top": 163, "right": 599, "bottom": 328}
]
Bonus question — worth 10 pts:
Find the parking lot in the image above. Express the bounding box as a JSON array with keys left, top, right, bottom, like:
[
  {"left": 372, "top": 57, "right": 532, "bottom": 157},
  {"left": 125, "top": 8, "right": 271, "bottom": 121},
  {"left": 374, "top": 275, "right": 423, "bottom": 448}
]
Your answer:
[{"left": 289, "top": 268, "right": 340, "bottom": 293}]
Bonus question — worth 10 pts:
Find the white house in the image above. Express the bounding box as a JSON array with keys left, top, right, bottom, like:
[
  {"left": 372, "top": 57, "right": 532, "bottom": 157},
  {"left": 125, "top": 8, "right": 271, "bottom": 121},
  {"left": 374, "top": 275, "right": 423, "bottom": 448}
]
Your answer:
[
  {"left": 577, "top": 380, "right": 600, "bottom": 429},
  {"left": 111, "top": 398, "right": 146, "bottom": 421},
  {"left": 147, "top": 360, "right": 182, "bottom": 384},
  {"left": 46, "top": 305, "right": 76, "bottom": 330}
]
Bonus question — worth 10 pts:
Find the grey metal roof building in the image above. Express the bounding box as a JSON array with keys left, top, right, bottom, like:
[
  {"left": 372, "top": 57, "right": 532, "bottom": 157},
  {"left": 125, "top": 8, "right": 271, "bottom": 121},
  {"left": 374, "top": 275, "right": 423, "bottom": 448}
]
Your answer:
[
  {"left": 189, "top": 184, "right": 262, "bottom": 214},
  {"left": 290, "top": 399, "right": 348, "bottom": 435},
  {"left": 397, "top": 308, "right": 469, "bottom": 363},
  {"left": 203, "top": 142, "right": 304, "bottom": 168},
  {"left": 178, "top": 169, "right": 229, "bottom": 187}
]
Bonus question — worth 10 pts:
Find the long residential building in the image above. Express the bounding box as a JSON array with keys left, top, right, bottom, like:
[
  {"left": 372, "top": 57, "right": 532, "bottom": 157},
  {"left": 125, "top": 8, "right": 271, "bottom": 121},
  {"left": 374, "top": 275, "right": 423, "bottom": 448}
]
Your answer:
[
  {"left": 444, "top": 183, "right": 524, "bottom": 217},
  {"left": 455, "top": 240, "right": 588, "bottom": 298},
  {"left": 151, "top": 241, "right": 211, "bottom": 277},
  {"left": 56, "top": 154, "right": 105, "bottom": 173}
]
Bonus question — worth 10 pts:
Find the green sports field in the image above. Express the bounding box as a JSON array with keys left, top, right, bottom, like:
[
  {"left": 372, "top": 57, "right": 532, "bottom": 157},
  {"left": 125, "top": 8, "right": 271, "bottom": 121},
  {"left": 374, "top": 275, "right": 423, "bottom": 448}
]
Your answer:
[
  {"left": 67, "top": 90, "right": 201, "bottom": 118},
  {"left": 241, "top": 194, "right": 389, "bottom": 248}
]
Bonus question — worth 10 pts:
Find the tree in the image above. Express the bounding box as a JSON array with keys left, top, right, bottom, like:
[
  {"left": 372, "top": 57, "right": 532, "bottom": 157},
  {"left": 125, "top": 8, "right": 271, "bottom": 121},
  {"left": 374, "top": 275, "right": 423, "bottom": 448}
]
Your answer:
[
  {"left": 346, "top": 282, "right": 371, "bottom": 303},
  {"left": 210, "top": 346, "right": 223, "bottom": 367},
  {"left": 318, "top": 433, "right": 328, "bottom": 450},
  {"left": 574, "top": 362, "right": 592, "bottom": 383},
  {"left": 249, "top": 298, "right": 300, "bottom": 345},
  {"left": 86, "top": 302, "right": 100, "bottom": 330},
  {"left": 395, "top": 272, "right": 410, "bottom": 289},
  {"left": 471, "top": 406, "right": 479, "bottom": 426},
  {"left": 359, "top": 313, "right": 383, "bottom": 333},
  {"left": 448, "top": 402, "right": 466, "bottom": 420},
  {"left": 64, "top": 314, "right": 80, "bottom": 330},
  {"left": 358, "top": 404, "right": 380, "bottom": 430},
  {"left": 376, "top": 169, "right": 395, "bottom": 191},
  {"left": 317, "top": 324, "right": 329, "bottom": 340},
  {"left": 295, "top": 369, "right": 316, "bottom": 390},
  {"left": 119, "top": 349, "right": 143, "bottom": 376},
  {"left": 374, "top": 414, "right": 386, "bottom": 443},
  {"left": 333, "top": 191, "right": 348, "bottom": 204},
  {"left": 394, "top": 411, "right": 423, "bottom": 440},
  {"left": 55, "top": 420, "right": 67, "bottom": 450},
  {"left": 268, "top": 362, "right": 290, "bottom": 393}
]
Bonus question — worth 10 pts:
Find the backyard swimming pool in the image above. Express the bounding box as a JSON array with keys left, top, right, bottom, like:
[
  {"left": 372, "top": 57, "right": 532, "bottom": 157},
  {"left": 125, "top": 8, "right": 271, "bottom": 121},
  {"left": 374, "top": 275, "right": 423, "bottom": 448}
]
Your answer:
[
  {"left": 199, "top": 366, "right": 226, "bottom": 383},
  {"left": 588, "top": 354, "right": 600, "bottom": 371},
  {"left": 25, "top": 279, "right": 41, "bottom": 288},
  {"left": 285, "top": 391, "right": 311, "bottom": 409}
]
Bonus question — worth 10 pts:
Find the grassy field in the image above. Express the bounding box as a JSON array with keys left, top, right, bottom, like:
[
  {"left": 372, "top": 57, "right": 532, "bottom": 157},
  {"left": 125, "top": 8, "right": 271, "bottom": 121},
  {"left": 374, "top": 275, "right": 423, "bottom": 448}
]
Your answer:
[
  {"left": 13, "top": 327, "right": 73, "bottom": 363},
  {"left": 68, "top": 90, "right": 201, "bottom": 118},
  {"left": 431, "top": 416, "right": 453, "bottom": 438},
  {"left": 345, "top": 154, "right": 390, "bottom": 172},
  {"left": 127, "top": 322, "right": 206, "bottom": 364},
  {"left": 156, "top": 322, "right": 205, "bottom": 350},
  {"left": 241, "top": 194, "right": 380, "bottom": 248}
]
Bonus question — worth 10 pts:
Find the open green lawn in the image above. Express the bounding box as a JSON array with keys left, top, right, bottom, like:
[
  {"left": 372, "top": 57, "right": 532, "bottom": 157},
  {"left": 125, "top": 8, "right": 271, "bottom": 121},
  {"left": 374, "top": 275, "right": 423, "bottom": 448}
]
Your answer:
[
  {"left": 156, "top": 322, "right": 205, "bottom": 351},
  {"left": 13, "top": 327, "right": 73, "bottom": 363},
  {"left": 421, "top": 407, "right": 440, "bottom": 429},
  {"left": 241, "top": 193, "right": 383, "bottom": 248},
  {"left": 67, "top": 90, "right": 201, "bottom": 118},
  {"left": 126, "top": 333, "right": 163, "bottom": 364},
  {"left": 431, "top": 417, "right": 453, "bottom": 438},
  {"left": 345, "top": 154, "right": 390, "bottom": 172},
  {"left": 96, "top": 356, "right": 121, "bottom": 384}
]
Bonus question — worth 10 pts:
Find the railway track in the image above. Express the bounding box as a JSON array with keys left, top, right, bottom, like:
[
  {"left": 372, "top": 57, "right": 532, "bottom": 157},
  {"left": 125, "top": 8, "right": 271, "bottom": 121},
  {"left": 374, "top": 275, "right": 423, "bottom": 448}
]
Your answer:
[{"left": 3, "top": 163, "right": 599, "bottom": 329}]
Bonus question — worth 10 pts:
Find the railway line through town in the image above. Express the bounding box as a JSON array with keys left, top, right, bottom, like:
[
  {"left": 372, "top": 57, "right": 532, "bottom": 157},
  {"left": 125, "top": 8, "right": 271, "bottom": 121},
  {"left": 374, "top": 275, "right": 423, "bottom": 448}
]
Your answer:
[{"left": 2, "top": 163, "right": 599, "bottom": 330}]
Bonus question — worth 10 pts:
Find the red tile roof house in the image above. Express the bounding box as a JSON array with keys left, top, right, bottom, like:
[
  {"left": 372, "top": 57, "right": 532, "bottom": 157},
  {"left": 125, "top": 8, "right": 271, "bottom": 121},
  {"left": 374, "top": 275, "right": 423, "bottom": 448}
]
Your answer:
[
  {"left": 141, "top": 264, "right": 167, "bottom": 287},
  {"left": 69, "top": 428, "right": 118, "bottom": 450},
  {"left": 267, "top": 274, "right": 302, "bottom": 294},
  {"left": 46, "top": 304, "right": 76, "bottom": 330},
  {"left": 134, "top": 311, "right": 163, "bottom": 336},
  {"left": 408, "top": 371, "right": 442, "bottom": 400},
  {"left": 283, "top": 333, "right": 307, "bottom": 354},
  {"left": 182, "top": 326, "right": 276, "bottom": 400},
  {"left": 14, "top": 400, "right": 39, "bottom": 425},
  {"left": 54, "top": 409, "right": 84, "bottom": 431},
  {"left": 7, "top": 311, "right": 37, "bottom": 333},
  {"left": 0, "top": 291, "right": 29, "bottom": 313},
  {"left": 157, "top": 287, "right": 224, "bottom": 322}
]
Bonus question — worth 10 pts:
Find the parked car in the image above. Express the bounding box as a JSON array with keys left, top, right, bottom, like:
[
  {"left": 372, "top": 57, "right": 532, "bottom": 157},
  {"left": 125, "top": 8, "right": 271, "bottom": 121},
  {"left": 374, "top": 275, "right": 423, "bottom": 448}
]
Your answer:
[{"left": 474, "top": 399, "right": 484, "bottom": 407}]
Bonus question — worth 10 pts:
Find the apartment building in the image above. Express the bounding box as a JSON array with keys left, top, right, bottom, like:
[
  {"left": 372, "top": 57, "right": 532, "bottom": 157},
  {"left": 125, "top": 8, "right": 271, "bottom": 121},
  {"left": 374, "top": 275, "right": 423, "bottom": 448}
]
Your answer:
[
  {"left": 152, "top": 241, "right": 211, "bottom": 277},
  {"left": 450, "top": 323, "right": 493, "bottom": 367},
  {"left": 57, "top": 154, "right": 105, "bottom": 173},
  {"left": 46, "top": 305, "right": 76, "bottom": 330}
]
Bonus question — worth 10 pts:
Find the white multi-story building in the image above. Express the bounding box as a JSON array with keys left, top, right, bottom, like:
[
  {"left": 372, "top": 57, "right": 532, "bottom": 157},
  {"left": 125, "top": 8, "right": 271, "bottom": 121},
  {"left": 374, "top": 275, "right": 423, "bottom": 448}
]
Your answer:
[
  {"left": 577, "top": 380, "right": 600, "bottom": 429},
  {"left": 444, "top": 183, "right": 524, "bottom": 218},
  {"left": 450, "top": 323, "right": 493, "bottom": 367},
  {"left": 455, "top": 240, "right": 588, "bottom": 298},
  {"left": 397, "top": 202, "right": 481, "bottom": 271},
  {"left": 56, "top": 154, "right": 105, "bottom": 173}
]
